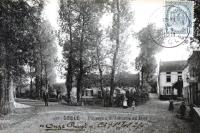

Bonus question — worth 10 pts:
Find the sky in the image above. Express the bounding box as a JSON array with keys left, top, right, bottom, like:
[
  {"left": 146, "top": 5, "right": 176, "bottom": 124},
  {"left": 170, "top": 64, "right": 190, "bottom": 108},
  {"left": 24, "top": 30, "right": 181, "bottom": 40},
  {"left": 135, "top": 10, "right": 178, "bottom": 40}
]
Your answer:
[{"left": 43, "top": 0, "right": 192, "bottom": 82}]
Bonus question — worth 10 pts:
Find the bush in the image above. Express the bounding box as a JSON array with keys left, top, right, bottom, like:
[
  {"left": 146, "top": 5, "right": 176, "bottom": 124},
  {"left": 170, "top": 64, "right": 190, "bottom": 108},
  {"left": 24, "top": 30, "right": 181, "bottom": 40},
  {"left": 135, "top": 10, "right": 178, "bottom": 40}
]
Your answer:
[
  {"left": 126, "top": 90, "right": 135, "bottom": 107},
  {"left": 133, "top": 88, "right": 149, "bottom": 105}
]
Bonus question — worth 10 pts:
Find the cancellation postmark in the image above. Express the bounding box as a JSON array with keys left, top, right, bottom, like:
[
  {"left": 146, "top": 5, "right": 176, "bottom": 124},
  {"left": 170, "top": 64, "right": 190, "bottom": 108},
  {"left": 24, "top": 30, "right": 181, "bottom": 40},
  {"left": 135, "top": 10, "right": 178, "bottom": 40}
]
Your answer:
[{"left": 148, "top": 0, "right": 194, "bottom": 48}]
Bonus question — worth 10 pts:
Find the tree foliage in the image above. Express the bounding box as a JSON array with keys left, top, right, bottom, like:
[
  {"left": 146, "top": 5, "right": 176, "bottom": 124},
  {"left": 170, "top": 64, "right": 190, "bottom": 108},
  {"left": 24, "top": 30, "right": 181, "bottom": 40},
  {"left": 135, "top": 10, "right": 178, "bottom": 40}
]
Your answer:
[
  {"left": 193, "top": 0, "right": 200, "bottom": 45},
  {"left": 135, "top": 24, "right": 163, "bottom": 90},
  {"left": 58, "top": 0, "right": 104, "bottom": 102},
  {"left": 0, "top": 0, "right": 42, "bottom": 113},
  {"left": 108, "top": 0, "right": 134, "bottom": 106},
  {"left": 0, "top": 0, "right": 57, "bottom": 113}
]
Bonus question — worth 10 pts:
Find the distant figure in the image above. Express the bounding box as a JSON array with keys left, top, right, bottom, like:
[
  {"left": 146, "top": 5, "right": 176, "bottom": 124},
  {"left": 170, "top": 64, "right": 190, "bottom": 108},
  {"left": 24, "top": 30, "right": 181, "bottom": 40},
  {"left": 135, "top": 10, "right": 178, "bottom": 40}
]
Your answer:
[
  {"left": 179, "top": 101, "right": 186, "bottom": 118},
  {"left": 43, "top": 90, "right": 49, "bottom": 106},
  {"left": 123, "top": 95, "right": 128, "bottom": 109},
  {"left": 132, "top": 100, "right": 136, "bottom": 110},
  {"left": 168, "top": 99, "right": 174, "bottom": 111}
]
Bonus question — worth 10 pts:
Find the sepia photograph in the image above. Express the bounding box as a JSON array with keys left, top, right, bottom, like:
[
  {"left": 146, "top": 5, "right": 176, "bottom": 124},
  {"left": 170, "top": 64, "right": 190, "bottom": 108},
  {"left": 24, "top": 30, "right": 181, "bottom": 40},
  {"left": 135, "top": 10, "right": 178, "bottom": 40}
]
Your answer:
[{"left": 0, "top": 0, "right": 200, "bottom": 132}]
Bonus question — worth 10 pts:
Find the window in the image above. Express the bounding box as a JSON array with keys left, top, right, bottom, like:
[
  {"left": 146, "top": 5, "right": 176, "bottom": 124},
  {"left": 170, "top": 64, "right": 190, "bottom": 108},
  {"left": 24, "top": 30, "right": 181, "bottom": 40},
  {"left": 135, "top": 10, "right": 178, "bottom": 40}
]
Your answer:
[
  {"left": 164, "top": 87, "right": 172, "bottom": 95},
  {"left": 166, "top": 72, "right": 171, "bottom": 74},
  {"left": 178, "top": 75, "right": 182, "bottom": 81},
  {"left": 178, "top": 72, "right": 182, "bottom": 74},
  {"left": 85, "top": 89, "right": 93, "bottom": 96},
  {"left": 166, "top": 76, "right": 171, "bottom": 82},
  {"left": 85, "top": 90, "right": 88, "bottom": 96},
  {"left": 90, "top": 90, "right": 93, "bottom": 96}
]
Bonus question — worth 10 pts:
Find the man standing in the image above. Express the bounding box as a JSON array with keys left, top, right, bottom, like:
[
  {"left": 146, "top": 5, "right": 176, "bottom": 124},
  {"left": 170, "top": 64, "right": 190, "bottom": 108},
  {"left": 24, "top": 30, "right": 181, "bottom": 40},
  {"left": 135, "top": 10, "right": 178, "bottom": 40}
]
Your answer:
[
  {"left": 168, "top": 98, "right": 174, "bottom": 111},
  {"left": 43, "top": 90, "right": 49, "bottom": 106}
]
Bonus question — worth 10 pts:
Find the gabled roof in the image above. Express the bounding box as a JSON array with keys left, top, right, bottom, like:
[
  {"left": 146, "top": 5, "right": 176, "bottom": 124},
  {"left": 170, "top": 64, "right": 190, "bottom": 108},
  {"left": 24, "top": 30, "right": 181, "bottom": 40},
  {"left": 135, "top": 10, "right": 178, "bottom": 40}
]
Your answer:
[{"left": 159, "top": 60, "right": 187, "bottom": 72}]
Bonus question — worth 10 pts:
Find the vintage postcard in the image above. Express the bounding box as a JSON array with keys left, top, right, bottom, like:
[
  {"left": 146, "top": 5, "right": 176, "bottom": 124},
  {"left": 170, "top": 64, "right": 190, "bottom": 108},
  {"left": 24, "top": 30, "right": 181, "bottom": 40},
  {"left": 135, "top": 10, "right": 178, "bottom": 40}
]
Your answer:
[{"left": 0, "top": 0, "right": 200, "bottom": 133}]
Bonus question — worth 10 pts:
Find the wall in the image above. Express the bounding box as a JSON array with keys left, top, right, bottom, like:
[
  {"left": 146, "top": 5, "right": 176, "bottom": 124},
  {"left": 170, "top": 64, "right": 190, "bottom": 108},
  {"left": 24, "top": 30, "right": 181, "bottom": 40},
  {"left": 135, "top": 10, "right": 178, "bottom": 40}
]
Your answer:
[
  {"left": 182, "top": 66, "right": 190, "bottom": 102},
  {"left": 182, "top": 66, "right": 189, "bottom": 88}
]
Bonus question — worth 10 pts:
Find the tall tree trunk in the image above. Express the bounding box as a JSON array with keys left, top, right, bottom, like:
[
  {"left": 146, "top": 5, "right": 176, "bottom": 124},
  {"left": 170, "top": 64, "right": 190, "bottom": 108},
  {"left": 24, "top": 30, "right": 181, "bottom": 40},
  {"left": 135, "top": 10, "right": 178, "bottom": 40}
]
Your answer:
[
  {"left": 99, "top": 67, "right": 105, "bottom": 106},
  {"left": 141, "top": 66, "right": 144, "bottom": 91},
  {"left": 34, "top": 47, "right": 41, "bottom": 99},
  {"left": 0, "top": 74, "right": 3, "bottom": 114},
  {"left": 109, "top": 0, "right": 120, "bottom": 106},
  {"left": 66, "top": 59, "right": 73, "bottom": 103},
  {"left": 39, "top": 43, "right": 43, "bottom": 99},
  {"left": 44, "top": 64, "right": 48, "bottom": 91},
  {"left": 76, "top": 35, "right": 84, "bottom": 103},
  {"left": 3, "top": 34, "right": 14, "bottom": 114},
  {"left": 35, "top": 75, "right": 40, "bottom": 98},
  {"left": 0, "top": 42, "right": 6, "bottom": 114},
  {"left": 76, "top": 60, "right": 83, "bottom": 103},
  {"left": 65, "top": 0, "right": 73, "bottom": 103},
  {"left": 96, "top": 43, "right": 105, "bottom": 106},
  {"left": 30, "top": 65, "right": 33, "bottom": 98},
  {"left": 8, "top": 78, "right": 15, "bottom": 111},
  {"left": 76, "top": 12, "right": 85, "bottom": 103}
]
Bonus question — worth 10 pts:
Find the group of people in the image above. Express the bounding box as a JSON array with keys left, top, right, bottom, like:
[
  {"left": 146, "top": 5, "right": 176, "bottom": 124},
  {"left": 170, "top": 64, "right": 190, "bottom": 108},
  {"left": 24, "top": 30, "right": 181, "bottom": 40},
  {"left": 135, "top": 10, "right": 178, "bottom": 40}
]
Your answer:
[
  {"left": 168, "top": 99, "right": 194, "bottom": 120},
  {"left": 123, "top": 95, "right": 135, "bottom": 109}
]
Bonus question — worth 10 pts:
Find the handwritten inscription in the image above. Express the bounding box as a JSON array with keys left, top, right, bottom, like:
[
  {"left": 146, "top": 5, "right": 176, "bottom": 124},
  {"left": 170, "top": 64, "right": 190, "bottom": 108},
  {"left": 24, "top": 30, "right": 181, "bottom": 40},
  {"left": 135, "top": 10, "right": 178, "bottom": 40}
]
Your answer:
[
  {"left": 40, "top": 121, "right": 150, "bottom": 131},
  {"left": 39, "top": 114, "right": 151, "bottom": 131},
  {"left": 40, "top": 122, "right": 87, "bottom": 130}
]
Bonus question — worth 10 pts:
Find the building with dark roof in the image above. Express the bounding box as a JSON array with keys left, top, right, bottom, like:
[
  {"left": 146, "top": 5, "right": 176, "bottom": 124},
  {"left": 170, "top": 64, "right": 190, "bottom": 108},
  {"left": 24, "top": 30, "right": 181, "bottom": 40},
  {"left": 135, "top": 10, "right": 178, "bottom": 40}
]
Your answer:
[
  {"left": 159, "top": 60, "right": 187, "bottom": 72},
  {"left": 158, "top": 60, "right": 187, "bottom": 99}
]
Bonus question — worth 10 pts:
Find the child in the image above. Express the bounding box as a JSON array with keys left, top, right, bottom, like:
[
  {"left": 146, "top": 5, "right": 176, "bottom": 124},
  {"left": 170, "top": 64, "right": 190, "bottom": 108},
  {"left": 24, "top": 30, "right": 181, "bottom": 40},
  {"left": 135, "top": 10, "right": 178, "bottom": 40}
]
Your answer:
[
  {"left": 132, "top": 100, "right": 136, "bottom": 110},
  {"left": 123, "top": 95, "right": 128, "bottom": 109}
]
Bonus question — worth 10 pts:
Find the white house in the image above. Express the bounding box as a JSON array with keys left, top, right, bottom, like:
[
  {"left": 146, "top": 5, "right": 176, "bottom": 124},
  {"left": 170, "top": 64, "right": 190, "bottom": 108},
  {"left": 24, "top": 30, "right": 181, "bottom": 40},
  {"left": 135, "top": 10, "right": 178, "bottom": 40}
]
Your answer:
[{"left": 158, "top": 60, "right": 187, "bottom": 99}]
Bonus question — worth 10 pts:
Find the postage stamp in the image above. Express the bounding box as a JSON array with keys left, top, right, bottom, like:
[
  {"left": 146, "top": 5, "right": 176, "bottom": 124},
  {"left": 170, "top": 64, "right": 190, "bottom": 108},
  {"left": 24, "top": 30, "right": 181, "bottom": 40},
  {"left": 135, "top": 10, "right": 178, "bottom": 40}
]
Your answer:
[
  {"left": 165, "top": 1, "right": 194, "bottom": 36},
  {"left": 148, "top": 0, "right": 194, "bottom": 48}
]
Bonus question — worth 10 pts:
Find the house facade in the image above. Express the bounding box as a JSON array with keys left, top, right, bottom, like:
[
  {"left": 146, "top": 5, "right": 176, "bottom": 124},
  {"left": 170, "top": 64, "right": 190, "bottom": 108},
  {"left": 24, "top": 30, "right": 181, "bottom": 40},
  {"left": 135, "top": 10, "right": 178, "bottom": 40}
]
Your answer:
[{"left": 158, "top": 60, "right": 187, "bottom": 99}]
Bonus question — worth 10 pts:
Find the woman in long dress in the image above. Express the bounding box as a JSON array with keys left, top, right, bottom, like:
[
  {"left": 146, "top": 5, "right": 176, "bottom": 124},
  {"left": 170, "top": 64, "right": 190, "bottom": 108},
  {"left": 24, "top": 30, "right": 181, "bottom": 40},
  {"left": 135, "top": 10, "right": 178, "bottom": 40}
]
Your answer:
[{"left": 123, "top": 95, "right": 128, "bottom": 109}]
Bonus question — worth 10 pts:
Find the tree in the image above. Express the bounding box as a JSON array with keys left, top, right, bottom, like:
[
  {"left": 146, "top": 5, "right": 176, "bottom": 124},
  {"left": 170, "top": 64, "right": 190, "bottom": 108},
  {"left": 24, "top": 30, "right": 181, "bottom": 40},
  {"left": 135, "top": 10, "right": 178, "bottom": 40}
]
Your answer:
[
  {"left": 0, "top": 0, "right": 44, "bottom": 113},
  {"left": 187, "top": 1, "right": 200, "bottom": 84},
  {"left": 37, "top": 20, "right": 57, "bottom": 92},
  {"left": 58, "top": 0, "right": 77, "bottom": 102},
  {"left": 24, "top": 1, "right": 58, "bottom": 99},
  {"left": 75, "top": 0, "right": 110, "bottom": 102},
  {"left": 193, "top": 0, "right": 200, "bottom": 45},
  {"left": 135, "top": 24, "right": 163, "bottom": 91},
  {"left": 93, "top": 28, "right": 110, "bottom": 106},
  {"left": 59, "top": 0, "right": 104, "bottom": 103},
  {"left": 109, "top": 0, "right": 133, "bottom": 106}
]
